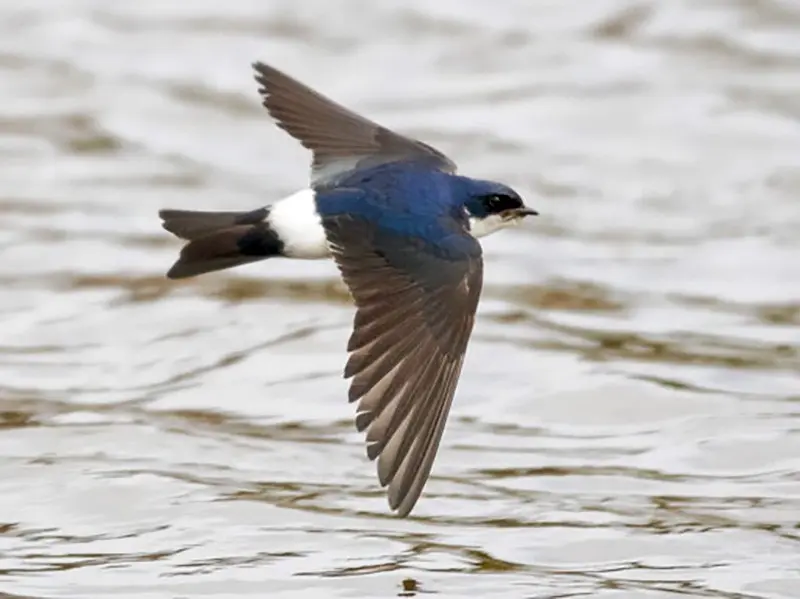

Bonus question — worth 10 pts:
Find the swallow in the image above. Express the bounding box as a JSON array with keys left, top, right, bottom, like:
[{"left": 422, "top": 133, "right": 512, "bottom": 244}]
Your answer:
[{"left": 159, "top": 61, "right": 537, "bottom": 516}]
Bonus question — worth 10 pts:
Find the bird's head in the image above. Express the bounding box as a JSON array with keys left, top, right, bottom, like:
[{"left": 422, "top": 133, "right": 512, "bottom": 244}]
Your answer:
[{"left": 462, "top": 180, "right": 538, "bottom": 239}]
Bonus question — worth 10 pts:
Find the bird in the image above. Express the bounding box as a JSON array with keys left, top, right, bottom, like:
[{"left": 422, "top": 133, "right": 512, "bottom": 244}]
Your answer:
[{"left": 159, "top": 61, "right": 538, "bottom": 517}]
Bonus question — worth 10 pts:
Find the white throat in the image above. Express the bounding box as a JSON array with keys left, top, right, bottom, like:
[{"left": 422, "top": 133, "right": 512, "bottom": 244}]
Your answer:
[{"left": 469, "top": 214, "right": 514, "bottom": 239}]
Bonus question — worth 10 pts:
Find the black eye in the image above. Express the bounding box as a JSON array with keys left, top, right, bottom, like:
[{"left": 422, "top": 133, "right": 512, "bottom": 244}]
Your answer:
[{"left": 484, "top": 194, "right": 519, "bottom": 212}]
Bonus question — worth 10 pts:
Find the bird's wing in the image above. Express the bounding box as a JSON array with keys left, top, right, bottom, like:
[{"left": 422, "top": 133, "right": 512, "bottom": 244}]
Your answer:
[
  {"left": 253, "top": 62, "right": 457, "bottom": 186},
  {"left": 322, "top": 213, "right": 483, "bottom": 516}
]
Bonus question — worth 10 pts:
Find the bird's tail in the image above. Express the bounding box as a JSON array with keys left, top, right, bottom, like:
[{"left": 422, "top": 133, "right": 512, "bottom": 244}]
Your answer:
[{"left": 159, "top": 208, "right": 282, "bottom": 279}]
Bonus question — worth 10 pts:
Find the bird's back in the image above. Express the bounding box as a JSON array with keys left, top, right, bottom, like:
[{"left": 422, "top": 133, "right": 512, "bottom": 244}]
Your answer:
[{"left": 316, "top": 162, "right": 474, "bottom": 250}]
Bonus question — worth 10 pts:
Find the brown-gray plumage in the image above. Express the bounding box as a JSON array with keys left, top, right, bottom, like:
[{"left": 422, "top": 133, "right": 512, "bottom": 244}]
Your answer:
[
  {"left": 323, "top": 216, "right": 483, "bottom": 516},
  {"left": 252, "top": 61, "right": 457, "bottom": 185},
  {"left": 159, "top": 207, "right": 281, "bottom": 279}
]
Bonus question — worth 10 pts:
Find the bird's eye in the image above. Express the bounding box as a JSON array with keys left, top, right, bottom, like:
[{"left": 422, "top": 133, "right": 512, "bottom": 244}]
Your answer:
[
  {"left": 486, "top": 194, "right": 503, "bottom": 208},
  {"left": 484, "top": 194, "right": 517, "bottom": 212}
]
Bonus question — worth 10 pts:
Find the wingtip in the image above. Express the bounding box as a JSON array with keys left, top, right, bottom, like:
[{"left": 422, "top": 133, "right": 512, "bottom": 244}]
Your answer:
[
  {"left": 389, "top": 491, "right": 416, "bottom": 518},
  {"left": 251, "top": 60, "right": 266, "bottom": 76},
  {"left": 251, "top": 61, "right": 273, "bottom": 85},
  {"left": 252, "top": 61, "right": 273, "bottom": 103}
]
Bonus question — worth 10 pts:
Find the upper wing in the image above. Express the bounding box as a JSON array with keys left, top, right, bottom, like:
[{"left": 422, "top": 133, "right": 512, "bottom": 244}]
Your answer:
[
  {"left": 252, "top": 62, "right": 457, "bottom": 186},
  {"left": 322, "top": 215, "right": 483, "bottom": 517}
]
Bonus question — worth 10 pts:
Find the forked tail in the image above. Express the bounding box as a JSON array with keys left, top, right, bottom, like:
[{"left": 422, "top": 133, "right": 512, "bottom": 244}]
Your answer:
[{"left": 159, "top": 208, "right": 283, "bottom": 279}]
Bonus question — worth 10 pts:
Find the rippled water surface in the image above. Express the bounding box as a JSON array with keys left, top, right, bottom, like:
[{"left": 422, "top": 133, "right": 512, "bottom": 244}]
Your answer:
[{"left": 1, "top": 1, "right": 799, "bottom": 597}]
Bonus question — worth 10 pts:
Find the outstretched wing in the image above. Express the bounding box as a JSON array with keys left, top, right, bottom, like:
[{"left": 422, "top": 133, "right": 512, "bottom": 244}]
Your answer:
[
  {"left": 322, "top": 215, "right": 483, "bottom": 516},
  {"left": 253, "top": 62, "right": 457, "bottom": 186}
]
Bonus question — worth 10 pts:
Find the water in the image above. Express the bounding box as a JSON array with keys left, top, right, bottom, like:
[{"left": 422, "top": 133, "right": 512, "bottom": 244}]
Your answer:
[{"left": 1, "top": 1, "right": 799, "bottom": 597}]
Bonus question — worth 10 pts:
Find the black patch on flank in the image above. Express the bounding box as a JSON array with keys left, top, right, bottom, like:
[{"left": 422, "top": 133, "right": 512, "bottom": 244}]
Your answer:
[{"left": 236, "top": 223, "right": 285, "bottom": 257}]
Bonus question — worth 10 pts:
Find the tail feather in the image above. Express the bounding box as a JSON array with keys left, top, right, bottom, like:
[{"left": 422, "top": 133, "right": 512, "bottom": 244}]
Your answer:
[
  {"left": 159, "top": 208, "right": 282, "bottom": 279},
  {"left": 159, "top": 207, "right": 269, "bottom": 241}
]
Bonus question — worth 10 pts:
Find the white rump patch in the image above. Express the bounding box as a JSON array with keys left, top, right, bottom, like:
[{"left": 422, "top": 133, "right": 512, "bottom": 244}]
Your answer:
[{"left": 268, "top": 189, "right": 330, "bottom": 259}]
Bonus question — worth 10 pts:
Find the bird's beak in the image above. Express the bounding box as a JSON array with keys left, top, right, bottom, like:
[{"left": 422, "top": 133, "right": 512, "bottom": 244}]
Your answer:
[{"left": 516, "top": 207, "right": 539, "bottom": 218}]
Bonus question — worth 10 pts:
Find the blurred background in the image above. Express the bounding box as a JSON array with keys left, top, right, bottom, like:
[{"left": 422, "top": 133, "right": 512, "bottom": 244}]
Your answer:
[{"left": 1, "top": 1, "right": 799, "bottom": 597}]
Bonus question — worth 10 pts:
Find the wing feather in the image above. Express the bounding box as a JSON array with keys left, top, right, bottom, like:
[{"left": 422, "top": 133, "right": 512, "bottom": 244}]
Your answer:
[
  {"left": 323, "top": 216, "right": 482, "bottom": 516},
  {"left": 253, "top": 62, "right": 457, "bottom": 185}
]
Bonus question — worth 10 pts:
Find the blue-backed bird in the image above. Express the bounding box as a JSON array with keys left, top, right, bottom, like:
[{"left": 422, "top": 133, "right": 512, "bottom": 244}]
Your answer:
[{"left": 160, "top": 62, "right": 537, "bottom": 516}]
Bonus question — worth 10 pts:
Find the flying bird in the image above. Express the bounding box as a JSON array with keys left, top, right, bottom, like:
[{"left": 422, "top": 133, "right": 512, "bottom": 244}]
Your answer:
[{"left": 160, "top": 62, "right": 537, "bottom": 516}]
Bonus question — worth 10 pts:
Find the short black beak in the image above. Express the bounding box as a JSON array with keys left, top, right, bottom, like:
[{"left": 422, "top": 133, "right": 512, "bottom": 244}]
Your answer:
[{"left": 517, "top": 207, "right": 539, "bottom": 217}]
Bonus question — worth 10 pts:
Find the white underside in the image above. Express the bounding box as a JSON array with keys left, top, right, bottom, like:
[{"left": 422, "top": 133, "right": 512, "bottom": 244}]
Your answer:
[
  {"left": 268, "top": 189, "right": 330, "bottom": 259},
  {"left": 267, "top": 189, "right": 514, "bottom": 260}
]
